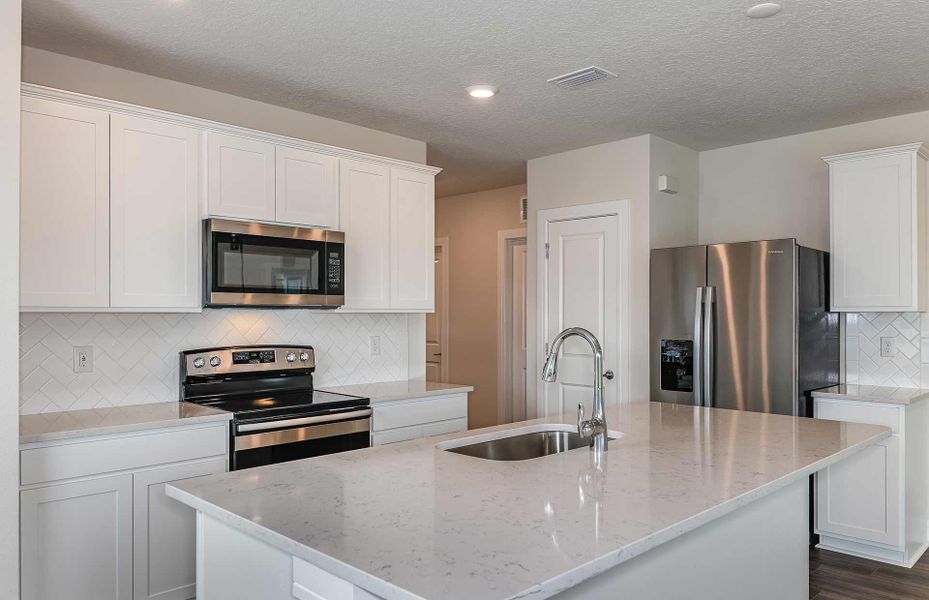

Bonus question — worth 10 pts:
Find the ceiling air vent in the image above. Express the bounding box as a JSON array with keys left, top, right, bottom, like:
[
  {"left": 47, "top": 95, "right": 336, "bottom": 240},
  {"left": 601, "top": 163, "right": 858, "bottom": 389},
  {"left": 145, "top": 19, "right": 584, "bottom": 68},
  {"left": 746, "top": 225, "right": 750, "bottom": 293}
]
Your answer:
[{"left": 547, "top": 66, "right": 617, "bottom": 89}]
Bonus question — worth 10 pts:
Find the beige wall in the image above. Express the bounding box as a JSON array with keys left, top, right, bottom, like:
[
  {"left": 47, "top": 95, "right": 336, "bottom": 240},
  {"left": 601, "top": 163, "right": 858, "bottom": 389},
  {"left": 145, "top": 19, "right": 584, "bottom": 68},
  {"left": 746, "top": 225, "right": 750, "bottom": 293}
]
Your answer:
[
  {"left": 699, "top": 108, "right": 929, "bottom": 250},
  {"left": 2, "top": 1, "right": 21, "bottom": 592},
  {"left": 22, "top": 47, "right": 427, "bottom": 164},
  {"left": 435, "top": 184, "right": 526, "bottom": 429},
  {"left": 650, "top": 136, "right": 700, "bottom": 249}
]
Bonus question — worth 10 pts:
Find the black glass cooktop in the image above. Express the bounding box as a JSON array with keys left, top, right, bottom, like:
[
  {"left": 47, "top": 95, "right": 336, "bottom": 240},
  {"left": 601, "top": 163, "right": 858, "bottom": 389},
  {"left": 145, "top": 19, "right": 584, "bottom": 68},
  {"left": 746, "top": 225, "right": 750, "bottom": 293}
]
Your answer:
[{"left": 194, "top": 389, "right": 369, "bottom": 422}]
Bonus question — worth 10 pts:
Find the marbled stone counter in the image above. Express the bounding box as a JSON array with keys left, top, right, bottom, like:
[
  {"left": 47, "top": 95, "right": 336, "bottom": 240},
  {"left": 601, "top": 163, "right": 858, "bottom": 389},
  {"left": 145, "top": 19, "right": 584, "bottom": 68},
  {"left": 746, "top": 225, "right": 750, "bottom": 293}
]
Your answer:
[
  {"left": 167, "top": 402, "right": 888, "bottom": 600},
  {"left": 812, "top": 384, "right": 929, "bottom": 405},
  {"left": 320, "top": 380, "right": 473, "bottom": 403},
  {"left": 20, "top": 401, "right": 231, "bottom": 444}
]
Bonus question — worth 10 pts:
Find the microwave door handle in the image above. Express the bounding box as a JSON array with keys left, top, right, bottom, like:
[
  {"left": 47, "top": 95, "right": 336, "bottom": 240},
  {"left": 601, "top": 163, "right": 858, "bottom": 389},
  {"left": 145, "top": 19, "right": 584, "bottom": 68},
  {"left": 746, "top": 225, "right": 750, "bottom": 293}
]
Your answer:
[{"left": 693, "top": 286, "right": 704, "bottom": 407}]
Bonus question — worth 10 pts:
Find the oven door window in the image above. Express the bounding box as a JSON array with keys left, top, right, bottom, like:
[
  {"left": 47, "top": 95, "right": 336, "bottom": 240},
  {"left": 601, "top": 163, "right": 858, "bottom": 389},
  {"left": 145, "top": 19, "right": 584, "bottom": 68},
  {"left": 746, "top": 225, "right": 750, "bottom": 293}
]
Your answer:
[{"left": 212, "top": 232, "right": 324, "bottom": 294}]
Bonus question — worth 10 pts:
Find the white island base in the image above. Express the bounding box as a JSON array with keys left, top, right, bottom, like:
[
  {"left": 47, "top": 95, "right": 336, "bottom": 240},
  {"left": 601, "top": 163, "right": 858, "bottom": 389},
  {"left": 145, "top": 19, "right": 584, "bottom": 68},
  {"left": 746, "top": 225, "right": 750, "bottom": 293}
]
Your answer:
[{"left": 193, "top": 478, "right": 808, "bottom": 600}]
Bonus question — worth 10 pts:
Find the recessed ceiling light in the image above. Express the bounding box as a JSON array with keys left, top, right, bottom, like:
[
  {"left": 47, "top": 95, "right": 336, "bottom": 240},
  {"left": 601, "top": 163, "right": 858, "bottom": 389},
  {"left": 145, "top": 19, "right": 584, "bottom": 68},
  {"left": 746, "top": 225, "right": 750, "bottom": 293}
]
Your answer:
[
  {"left": 467, "top": 85, "right": 497, "bottom": 99},
  {"left": 746, "top": 2, "right": 782, "bottom": 18}
]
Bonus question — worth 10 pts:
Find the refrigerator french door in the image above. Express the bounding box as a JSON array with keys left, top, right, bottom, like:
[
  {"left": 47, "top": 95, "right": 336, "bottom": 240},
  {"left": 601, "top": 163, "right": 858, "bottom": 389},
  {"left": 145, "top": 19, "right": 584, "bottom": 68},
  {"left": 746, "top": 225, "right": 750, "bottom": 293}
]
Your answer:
[{"left": 650, "top": 239, "right": 839, "bottom": 416}]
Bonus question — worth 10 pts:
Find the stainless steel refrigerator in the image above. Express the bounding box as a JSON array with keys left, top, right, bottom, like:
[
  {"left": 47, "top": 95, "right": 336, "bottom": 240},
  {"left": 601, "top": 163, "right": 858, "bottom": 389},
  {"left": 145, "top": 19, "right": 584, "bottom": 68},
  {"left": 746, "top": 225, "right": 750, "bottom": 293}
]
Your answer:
[{"left": 650, "top": 239, "right": 839, "bottom": 417}]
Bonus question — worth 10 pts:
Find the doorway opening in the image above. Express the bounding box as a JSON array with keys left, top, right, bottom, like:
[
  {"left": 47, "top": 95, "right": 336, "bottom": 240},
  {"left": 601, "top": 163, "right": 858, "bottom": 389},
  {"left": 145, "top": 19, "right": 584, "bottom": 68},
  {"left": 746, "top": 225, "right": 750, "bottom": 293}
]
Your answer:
[
  {"left": 426, "top": 238, "right": 449, "bottom": 382},
  {"left": 498, "top": 230, "right": 527, "bottom": 423}
]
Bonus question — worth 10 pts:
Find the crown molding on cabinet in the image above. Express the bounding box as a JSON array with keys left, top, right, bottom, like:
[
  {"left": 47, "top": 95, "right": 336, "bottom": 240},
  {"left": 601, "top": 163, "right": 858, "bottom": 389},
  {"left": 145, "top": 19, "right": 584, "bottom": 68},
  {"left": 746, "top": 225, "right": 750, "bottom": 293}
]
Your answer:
[
  {"left": 822, "top": 142, "right": 929, "bottom": 164},
  {"left": 21, "top": 83, "right": 442, "bottom": 177}
]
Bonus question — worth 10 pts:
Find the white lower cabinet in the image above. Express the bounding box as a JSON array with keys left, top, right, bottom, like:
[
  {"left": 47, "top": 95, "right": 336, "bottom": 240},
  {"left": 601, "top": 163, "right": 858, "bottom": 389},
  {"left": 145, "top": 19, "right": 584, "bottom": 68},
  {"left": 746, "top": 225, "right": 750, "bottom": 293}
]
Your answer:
[
  {"left": 21, "top": 473, "right": 134, "bottom": 600},
  {"left": 20, "top": 423, "right": 229, "bottom": 600},
  {"left": 133, "top": 458, "right": 228, "bottom": 600},
  {"left": 814, "top": 396, "right": 928, "bottom": 566},
  {"left": 370, "top": 393, "right": 468, "bottom": 446}
]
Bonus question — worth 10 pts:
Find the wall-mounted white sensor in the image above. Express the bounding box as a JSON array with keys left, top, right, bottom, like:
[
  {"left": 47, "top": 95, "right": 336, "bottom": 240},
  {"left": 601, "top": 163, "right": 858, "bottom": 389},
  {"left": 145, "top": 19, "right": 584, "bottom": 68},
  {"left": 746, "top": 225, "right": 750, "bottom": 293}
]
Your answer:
[{"left": 658, "top": 175, "right": 678, "bottom": 194}]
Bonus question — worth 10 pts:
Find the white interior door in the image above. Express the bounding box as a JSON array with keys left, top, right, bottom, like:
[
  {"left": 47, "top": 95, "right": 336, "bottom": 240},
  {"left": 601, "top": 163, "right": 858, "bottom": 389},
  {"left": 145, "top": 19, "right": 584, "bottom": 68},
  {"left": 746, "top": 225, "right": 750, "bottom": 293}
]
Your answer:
[
  {"left": 507, "top": 241, "right": 527, "bottom": 421},
  {"left": 542, "top": 215, "right": 619, "bottom": 417},
  {"left": 426, "top": 243, "right": 447, "bottom": 382}
]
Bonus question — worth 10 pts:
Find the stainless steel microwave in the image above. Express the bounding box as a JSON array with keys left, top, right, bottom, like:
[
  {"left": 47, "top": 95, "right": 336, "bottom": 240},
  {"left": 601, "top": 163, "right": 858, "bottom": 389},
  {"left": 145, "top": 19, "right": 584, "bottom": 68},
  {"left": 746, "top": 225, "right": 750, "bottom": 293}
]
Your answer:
[{"left": 203, "top": 219, "right": 345, "bottom": 308}]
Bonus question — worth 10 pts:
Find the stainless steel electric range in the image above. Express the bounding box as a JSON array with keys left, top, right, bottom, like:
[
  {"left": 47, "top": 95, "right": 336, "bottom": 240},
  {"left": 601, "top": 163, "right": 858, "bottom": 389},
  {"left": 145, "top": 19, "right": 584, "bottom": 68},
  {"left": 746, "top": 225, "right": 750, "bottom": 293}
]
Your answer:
[{"left": 179, "top": 345, "right": 371, "bottom": 471}]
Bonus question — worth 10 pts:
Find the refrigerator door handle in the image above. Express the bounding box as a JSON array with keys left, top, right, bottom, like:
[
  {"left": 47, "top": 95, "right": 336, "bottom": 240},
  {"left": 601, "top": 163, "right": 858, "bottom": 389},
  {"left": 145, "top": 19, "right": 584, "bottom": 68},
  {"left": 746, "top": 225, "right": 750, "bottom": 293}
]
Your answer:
[
  {"left": 703, "top": 286, "right": 716, "bottom": 407},
  {"left": 693, "top": 286, "right": 705, "bottom": 407}
]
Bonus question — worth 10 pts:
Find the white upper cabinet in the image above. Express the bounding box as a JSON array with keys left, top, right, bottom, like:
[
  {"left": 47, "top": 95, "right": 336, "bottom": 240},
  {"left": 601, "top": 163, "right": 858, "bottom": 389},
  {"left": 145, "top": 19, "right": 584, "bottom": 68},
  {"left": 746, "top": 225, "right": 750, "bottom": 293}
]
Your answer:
[
  {"left": 20, "top": 97, "right": 110, "bottom": 308},
  {"left": 826, "top": 143, "right": 929, "bottom": 312},
  {"left": 207, "top": 132, "right": 276, "bottom": 221},
  {"left": 340, "top": 159, "right": 391, "bottom": 309},
  {"left": 275, "top": 146, "right": 339, "bottom": 228},
  {"left": 390, "top": 168, "right": 435, "bottom": 310},
  {"left": 110, "top": 115, "right": 201, "bottom": 309}
]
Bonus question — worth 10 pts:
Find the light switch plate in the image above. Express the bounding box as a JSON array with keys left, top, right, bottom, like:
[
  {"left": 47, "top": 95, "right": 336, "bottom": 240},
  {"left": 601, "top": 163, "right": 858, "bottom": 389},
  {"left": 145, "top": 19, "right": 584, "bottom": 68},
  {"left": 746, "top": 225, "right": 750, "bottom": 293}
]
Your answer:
[
  {"left": 370, "top": 336, "right": 381, "bottom": 356},
  {"left": 73, "top": 346, "right": 93, "bottom": 373},
  {"left": 880, "top": 337, "right": 897, "bottom": 358}
]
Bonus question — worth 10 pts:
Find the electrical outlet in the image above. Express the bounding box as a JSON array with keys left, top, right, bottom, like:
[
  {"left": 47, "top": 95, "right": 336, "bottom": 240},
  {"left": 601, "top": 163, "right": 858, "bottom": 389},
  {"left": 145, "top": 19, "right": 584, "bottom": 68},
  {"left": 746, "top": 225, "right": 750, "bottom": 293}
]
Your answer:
[
  {"left": 73, "top": 345, "right": 93, "bottom": 373},
  {"left": 369, "top": 336, "right": 381, "bottom": 356},
  {"left": 880, "top": 337, "right": 897, "bottom": 358}
]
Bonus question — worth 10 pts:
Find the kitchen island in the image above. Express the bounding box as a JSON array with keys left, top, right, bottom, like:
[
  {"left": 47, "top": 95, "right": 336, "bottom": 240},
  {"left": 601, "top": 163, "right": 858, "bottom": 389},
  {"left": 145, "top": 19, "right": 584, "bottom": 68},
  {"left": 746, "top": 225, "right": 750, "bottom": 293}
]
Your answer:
[{"left": 167, "top": 402, "right": 888, "bottom": 600}]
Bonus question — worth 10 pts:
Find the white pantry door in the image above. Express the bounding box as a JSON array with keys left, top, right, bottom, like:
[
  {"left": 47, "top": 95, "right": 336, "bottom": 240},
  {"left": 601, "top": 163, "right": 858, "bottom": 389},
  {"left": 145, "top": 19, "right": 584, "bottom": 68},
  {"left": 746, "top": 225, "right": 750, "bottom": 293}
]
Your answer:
[{"left": 541, "top": 213, "right": 619, "bottom": 417}]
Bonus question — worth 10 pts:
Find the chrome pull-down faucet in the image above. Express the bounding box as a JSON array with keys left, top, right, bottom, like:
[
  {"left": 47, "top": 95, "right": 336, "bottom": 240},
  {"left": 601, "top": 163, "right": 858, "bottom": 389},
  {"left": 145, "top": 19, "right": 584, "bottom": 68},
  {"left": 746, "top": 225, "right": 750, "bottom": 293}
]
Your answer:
[{"left": 541, "top": 327, "right": 609, "bottom": 452}]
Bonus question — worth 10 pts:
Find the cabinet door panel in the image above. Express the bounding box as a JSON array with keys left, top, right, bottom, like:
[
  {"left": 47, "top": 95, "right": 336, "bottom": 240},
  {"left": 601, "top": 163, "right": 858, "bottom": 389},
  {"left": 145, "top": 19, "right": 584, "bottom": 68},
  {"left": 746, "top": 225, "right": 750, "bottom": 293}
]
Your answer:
[
  {"left": 275, "top": 147, "right": 338, "bottom": 228},
  {"left": 207, "top": 132, "right": 275, "bottom": 221},
  {"left": 830, "top": 151, "right": 915, "bottom": 310},
  {"left": 20, "top": 97, "right": 109, "bottom": 308},
  {"left": 816, "top": 434, "right": 901, "bottom": 546},
  {"left": 21, "top": 473, "right": 133, "bottom": 600},
  {"left": 111, "top": 115, "right": 201, "bottom": 308},
  {"left": 390, "top": 169, "right": 434, "bottom": 310},
  {"left": 133, "top": 458, "right": 227, "bottom": 600},
  {"left": 340, "top": 160, "right": 390, "bottom": 309}
]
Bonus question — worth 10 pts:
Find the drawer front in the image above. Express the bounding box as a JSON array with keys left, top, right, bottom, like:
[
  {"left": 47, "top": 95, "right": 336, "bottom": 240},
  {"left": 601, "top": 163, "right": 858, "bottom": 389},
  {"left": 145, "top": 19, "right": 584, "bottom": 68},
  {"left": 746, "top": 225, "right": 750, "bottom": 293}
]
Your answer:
[
  {"left": 372, "top": 394, "right": 468, "bottom": 432},
  {"left": 22, "top": 424, "right": 228, "bottom": 486},
  {"left": 371, "top": 424, "right": 422, "bottom": 446},
  {"left": 814, "top": 400, "right": 902, "bottom": 434},
  {"left": 422, "top": 418, "right": 468, "bottom": 437}
]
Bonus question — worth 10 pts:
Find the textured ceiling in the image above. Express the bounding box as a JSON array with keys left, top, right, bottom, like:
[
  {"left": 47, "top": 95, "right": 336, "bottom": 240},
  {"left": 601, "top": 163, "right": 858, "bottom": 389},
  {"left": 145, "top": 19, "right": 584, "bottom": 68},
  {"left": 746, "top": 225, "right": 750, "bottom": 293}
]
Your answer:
[{"left": 22, "top": 0, "right": 929, "bottom": 197}]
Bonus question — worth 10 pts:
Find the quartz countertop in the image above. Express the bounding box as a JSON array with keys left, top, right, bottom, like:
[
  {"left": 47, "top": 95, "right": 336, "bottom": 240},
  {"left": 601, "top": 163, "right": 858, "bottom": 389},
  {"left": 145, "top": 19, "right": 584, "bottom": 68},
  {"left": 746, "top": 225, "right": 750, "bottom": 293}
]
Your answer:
[
  {"left": 812, "top": 384, "right": 929, "bottom": 405},
  {"left": 319, "top": 380, "right": 473, "bottom": 403},
  {"left": 167, "top": 402, "right": 888, "bottom": 600},
  {"left": 20, "top": 402, "right": 232, "bottom": 445}
]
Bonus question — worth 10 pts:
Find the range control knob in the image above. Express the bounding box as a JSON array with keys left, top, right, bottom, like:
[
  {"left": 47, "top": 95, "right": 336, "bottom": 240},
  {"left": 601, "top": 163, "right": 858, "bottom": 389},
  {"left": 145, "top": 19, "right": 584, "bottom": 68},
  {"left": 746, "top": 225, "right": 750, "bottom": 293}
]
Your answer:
[
  {"left": 209, "top": 356, "right": 222, "bottom": 368},
  {"left": 299, "top": 351, "right": 310, "bottom": 362},
  {"left": 286, "top": 352, "right": 297, "bottom": 363},
  {"left": 192, "top": 357, "right": 205, "bottom": 369}
]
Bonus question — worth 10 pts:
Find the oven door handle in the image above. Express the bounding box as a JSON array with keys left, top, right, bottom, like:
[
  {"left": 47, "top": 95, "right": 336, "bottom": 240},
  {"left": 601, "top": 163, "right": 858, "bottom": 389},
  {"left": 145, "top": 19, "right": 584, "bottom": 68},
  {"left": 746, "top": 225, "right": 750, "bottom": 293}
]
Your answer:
[
  {"left": 236, "top": 408, "right": 372, "bottom": 433},
  {"left": 234, "top": 416, "right": 371, "bottom": 452}
]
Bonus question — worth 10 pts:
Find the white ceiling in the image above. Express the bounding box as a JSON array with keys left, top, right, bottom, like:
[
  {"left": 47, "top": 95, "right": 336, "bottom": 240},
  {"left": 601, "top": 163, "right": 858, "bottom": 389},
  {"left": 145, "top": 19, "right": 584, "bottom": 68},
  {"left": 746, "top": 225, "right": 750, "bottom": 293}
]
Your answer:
[{"left": 22, "top": 0, "right": 929, "bottom": 197}]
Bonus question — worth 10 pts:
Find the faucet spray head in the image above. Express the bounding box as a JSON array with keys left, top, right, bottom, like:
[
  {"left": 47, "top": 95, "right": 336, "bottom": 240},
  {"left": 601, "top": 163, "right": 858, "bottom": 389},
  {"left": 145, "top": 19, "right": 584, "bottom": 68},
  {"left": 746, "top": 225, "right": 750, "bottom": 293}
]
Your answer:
[{"left": 541, "top": 348, "right": 559, "bottom": 382}]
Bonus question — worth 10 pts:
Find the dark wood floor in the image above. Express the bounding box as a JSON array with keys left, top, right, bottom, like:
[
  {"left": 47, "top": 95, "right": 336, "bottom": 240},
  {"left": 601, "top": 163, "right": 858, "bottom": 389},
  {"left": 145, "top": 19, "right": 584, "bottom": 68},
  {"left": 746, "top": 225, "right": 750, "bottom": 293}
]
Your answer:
[{"left": 810, "top": 547, "right": 929, "bottom": 599}]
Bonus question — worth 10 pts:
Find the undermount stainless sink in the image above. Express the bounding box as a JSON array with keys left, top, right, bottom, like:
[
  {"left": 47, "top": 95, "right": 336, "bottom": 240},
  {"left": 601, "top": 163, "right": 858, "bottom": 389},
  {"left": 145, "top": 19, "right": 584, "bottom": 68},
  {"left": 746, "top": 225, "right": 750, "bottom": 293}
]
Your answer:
[{"left": 439, "top": 426, "right": 618, "bottom": 461}]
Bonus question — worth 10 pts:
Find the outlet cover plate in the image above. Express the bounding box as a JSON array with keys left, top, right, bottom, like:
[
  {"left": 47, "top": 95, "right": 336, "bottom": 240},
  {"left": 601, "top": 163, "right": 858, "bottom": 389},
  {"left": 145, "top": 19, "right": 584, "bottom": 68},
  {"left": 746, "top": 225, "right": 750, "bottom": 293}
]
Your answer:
[
  {"left": 880, "top": 337, "right": 897, "bottom": 358},
  {"left": 73, "top": 345, "right": 93, "bottom": 373},
  {"left": 370, "top": 336, "right": 381, "bottom": 356}
]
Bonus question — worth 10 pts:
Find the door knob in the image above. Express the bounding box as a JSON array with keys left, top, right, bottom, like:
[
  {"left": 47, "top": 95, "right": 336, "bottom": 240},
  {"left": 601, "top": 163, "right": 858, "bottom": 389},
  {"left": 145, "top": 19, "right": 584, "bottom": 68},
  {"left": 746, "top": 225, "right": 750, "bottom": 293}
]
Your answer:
[{"left": 603, "top": 370, "right": 614, "bottom": 380}]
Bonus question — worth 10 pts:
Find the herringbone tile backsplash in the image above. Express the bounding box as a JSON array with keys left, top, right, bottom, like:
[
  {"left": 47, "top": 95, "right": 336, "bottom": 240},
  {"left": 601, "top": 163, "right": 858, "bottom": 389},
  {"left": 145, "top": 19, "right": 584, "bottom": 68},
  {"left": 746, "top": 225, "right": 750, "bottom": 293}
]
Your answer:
[
  {"left": 846, "top": 312, "right": 929, "bottom": 388},
  {"left": 20, "top": 310, "right": 410, "bottom": 414}
]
